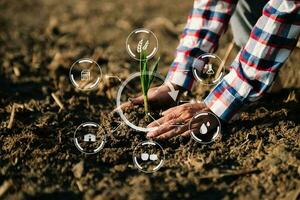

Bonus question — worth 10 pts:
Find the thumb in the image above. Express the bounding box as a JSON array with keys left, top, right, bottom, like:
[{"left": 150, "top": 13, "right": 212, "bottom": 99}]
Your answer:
[
  {"left": 130, "top": 96, "right": 143, "bottom": 104},
  {"left": 112, "top": 96, "right": 143, "bottom": 113}
]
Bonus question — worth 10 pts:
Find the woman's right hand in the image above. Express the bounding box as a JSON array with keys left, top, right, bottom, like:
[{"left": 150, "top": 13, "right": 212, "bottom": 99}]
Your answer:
[{"left": 114, "top": 83, "right": 183, "bottom": 112}]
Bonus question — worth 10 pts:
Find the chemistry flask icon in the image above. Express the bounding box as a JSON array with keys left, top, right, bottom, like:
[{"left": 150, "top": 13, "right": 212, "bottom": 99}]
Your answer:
[{"left": 204, "top": 64, "right": 214, "bottom": 75}]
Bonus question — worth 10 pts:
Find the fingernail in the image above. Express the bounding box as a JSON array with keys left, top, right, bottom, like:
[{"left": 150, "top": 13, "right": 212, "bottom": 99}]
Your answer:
[
  {"left": 112, "top": 109, "right": 117, "bottom": 114},
  {"left": 157, "top": 136, "right": 164, "bottom": 140},
  {"left": 147, "top": 132, "right": 153, "bottom": 137}
]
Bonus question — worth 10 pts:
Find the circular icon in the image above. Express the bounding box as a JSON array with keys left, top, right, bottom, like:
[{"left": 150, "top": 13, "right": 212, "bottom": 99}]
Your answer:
[
  {"left": 69, "top": 58, "right": 102, "bottom": 90},
  {"left": 189, "top": 112, "right": 221, "bottom": 144},
  {"left": 192, "top": 53, "right": 224, "bottom": 85},
  {"left": 133, "top": 141, "right": 165, "bottom": 173},
  {"left": 126, "top": 28, "right": 158, "bottom": 61},
  {"left": 116, "top": 72, "right": 168, "bottom": 132},
  {"left": 74, "top": 122, "right": 106, "bottom": 154}
]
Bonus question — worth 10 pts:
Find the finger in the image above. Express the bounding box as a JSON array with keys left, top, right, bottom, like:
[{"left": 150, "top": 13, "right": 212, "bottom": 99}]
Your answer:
[
  {"left": 161, "top": 103, "right": 188, "bottom": 116},
  {"left": 156, "top": 129, "right": 176, "bottom": 140},
  {"left": 189, "top": 118, "right": 204, "bottom": 129},
  {"left": 130, "top": 96, "right": 143, "bottom": 104},
  {"left": 146, "top": 124, "right": 173, "bottom": 138},
  {"left": 161, "top": 106, "right": 178, "bottom": 116},
  {"left": 147, "top": 112, "right": 177, "bottom": 128},
  {"left": 112, "top": 101, "right": 132, "bottom": 113},
  {"left": 112, "top": 96, "right": 143, "bottom": 113},
  {"left": 162, "top": 102, "right": 206, "bottom": 116},
  {"left": 181, "top": 130, "right": 191, "bottom": 137},
  {"left": 148, "top": 108, "right": 190, "bottom": 129},
  {"left": 158, "top": 124, "right": 189, "bottom": 140}
]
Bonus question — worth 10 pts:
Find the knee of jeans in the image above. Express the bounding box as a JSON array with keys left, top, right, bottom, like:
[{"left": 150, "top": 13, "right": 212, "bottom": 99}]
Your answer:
[
  {"left": 230, "top": 0, "right": 266, "bottom": 47},
  {"left": 230, "top": 16, "right": 250, "bottom": 48}
]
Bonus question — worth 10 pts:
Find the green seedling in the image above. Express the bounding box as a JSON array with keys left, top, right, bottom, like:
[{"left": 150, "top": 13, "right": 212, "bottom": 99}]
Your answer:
[{"left": 139, "top": 50, "right": 160, "bottom": 114}]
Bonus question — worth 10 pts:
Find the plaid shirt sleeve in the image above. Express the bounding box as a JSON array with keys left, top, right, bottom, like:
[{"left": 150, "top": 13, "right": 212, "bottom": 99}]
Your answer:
[
  {"left": 165, "top": 0, "right": 238, "bottom": 90},
  {"left": 204, "top": 0, "right": 300, "bottom": 122},
  {"left": 166, "top": 0, "right": 300, "bottom": 122}
]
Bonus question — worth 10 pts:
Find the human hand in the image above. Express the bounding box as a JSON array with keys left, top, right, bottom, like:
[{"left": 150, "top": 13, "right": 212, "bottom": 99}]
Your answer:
[
  {"left": 114, "top": 83, "right": 183, "bottom": 112},
  {"left": 146, "top": 102, "right": 219, "bottom": 140}
]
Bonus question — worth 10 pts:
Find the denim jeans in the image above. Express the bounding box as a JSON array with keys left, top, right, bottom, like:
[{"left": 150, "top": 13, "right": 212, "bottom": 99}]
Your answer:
[{"left": 230, "top": 0, "right": 268, "bottom": 47}]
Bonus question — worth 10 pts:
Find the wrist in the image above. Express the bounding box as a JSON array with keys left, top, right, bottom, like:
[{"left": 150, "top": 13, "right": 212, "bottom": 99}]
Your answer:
[{"left": 172, "top": 83, "right": 187, "bottom": 94}]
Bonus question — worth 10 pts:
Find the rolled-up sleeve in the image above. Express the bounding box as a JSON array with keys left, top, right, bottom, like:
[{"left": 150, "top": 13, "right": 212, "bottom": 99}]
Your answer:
[
  {"left": 166, "top": 0, "right": 238, "bottom": 90},
  {"left": 204, "top": 0, "right": 300, "bottom": 122}
]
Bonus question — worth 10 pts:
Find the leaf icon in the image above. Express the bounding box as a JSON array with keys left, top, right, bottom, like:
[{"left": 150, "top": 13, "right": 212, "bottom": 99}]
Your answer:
[
  {"left": 142, "top": 40, "right": 149, "bottom": 51},
  {"left": 137, "top": 39, "right": 143, "bottom": 53},
  {"left": 137, "top": 39, "right": 149, "bottom": 53}
]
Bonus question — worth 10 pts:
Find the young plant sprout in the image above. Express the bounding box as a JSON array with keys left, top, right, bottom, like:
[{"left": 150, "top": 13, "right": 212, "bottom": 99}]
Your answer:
[{"left": 139, "top": 50, "right": 160, "bottom": 114}]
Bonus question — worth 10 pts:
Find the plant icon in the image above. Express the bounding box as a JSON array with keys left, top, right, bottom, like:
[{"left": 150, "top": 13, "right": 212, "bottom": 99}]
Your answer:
[{"left": 137, "top": 39, "right": 149, "bottom": 53}]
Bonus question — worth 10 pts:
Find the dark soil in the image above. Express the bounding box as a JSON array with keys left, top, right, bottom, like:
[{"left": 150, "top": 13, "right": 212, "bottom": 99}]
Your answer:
[{"left": 0, "top": 0, "right": 300, "bottom": 200}]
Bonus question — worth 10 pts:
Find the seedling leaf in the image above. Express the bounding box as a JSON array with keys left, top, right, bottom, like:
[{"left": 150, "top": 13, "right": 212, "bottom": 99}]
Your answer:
[
  {"left": 139, "top": 50, "right": 160, "bottom": 114},
  {"left": 148, "top": 57, "right": 160, "bottom": 89}
]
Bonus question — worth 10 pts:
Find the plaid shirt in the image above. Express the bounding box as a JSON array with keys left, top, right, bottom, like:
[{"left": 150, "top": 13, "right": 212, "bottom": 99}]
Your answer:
[{"left": 166, "top": 0, "right": 300, "bottom": 122}]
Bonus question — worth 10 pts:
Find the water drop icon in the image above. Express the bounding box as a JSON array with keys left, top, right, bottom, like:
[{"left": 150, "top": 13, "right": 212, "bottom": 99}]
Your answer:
[{"left": 200, "top": 123, "right": 208, "bottom": 134}]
